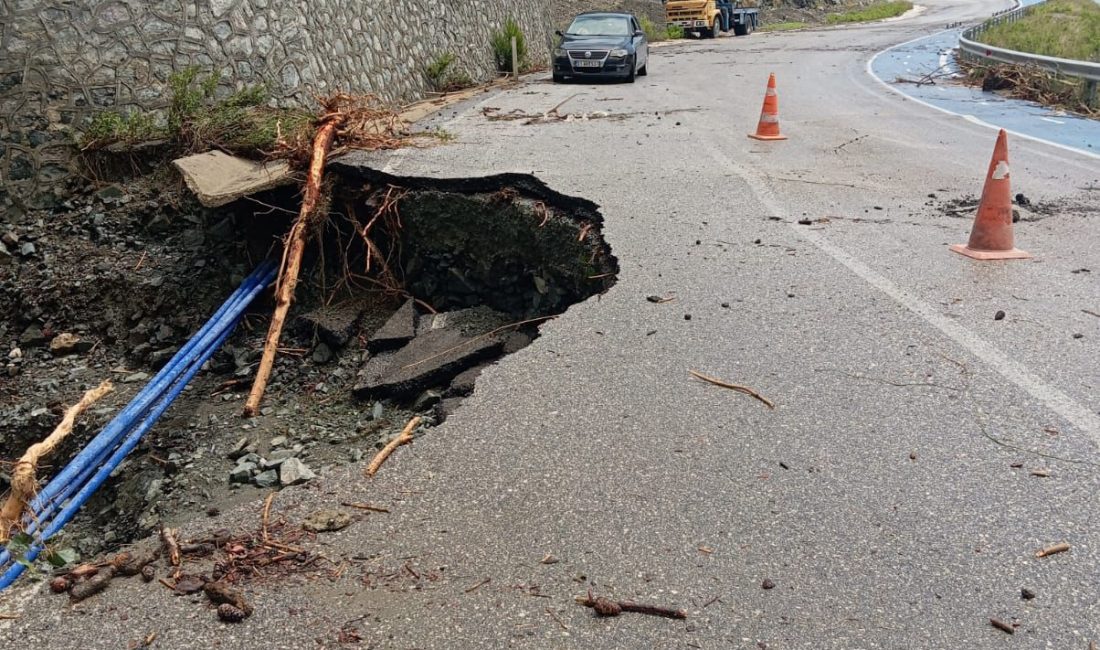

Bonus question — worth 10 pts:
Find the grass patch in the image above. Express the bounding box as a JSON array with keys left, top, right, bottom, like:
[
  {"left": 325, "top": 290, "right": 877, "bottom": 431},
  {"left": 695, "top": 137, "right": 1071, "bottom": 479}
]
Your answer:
[
  {"left": 827, "top": 1, "right": 913, "bottom": 24},
  {"left": 977, "top": 0, "right": 1100, "bottom": 61},
  {"left": 82, "top": 67, "right": 314, "bottom": 156},
  {"left": 760, "top": 21, "right": 808, "bottom": 32},
  {"left": 490, "top": 18, "right": 527, "bottom": 73},
  {"left": 425, "top": 52, "right": 475, "bottom": 92}
]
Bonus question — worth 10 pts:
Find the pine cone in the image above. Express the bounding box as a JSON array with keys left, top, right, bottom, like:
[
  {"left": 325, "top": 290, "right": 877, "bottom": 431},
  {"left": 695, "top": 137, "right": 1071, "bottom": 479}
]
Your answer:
[
  {"left": 141, "top": 564, "right": 156, "bottom": 582},
  {"left": 217, "top": 603, "right": 247, "bottom": 623}
]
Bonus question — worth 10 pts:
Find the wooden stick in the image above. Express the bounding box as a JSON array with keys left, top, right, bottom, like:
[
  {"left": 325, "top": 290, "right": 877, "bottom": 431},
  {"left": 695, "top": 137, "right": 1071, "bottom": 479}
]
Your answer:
[
  {"left": 365, "top": 417, "right": 421, "bottom": 477},
  {"left": 243, "top": 115, "right": 344, "bottom": 417},
  {"left": 261, "top": 492, "right": 276, "bottom": 542},
  {"left": 1034, "top": 541, "right": 1070, "bottom": 558},
  {"left": 989, "top": 617, "right": 1015, "bottom": 634},
  {"left": 340, "top": 502, "right": 389, "bottom": 513},
  {"left": 576, "top": 592, "right": 686, "bottom": 619},
  {"left": 161, "top": 526, "right": 181, "bottom": 567},
  {"left": 1, "top": 380, "right": 114, "bottom": 541},
  {"left": 689, "top": 370, "right": 775, "bottom": 409}
]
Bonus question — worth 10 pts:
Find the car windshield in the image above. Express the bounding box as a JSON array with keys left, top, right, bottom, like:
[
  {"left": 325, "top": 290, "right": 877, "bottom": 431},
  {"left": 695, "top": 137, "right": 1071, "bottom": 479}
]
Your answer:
[{"left": 566, "top": 15, "right": 631, "bottom": 36}]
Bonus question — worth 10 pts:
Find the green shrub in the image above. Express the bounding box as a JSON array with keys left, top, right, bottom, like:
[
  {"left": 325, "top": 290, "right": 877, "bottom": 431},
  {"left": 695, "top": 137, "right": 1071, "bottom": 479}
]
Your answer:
[
  {"left": 640, "top": 16, "right": 667, "bottom": 42},
  {"left": 490, "top": 18, "right": 527, "bottom": 72},
  {"left": 666, "top": 24, "right": 685, "bottom": 39},
  {"left": 978, "top": 0, "right": 1100, "bottom": 62},
  {"left": 84, "top": 110, "right": 163, "bottom": 144}
]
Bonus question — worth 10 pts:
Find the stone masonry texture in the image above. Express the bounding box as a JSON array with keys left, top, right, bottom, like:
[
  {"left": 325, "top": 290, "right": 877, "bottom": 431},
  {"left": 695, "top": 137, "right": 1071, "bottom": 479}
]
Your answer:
[{"left": 0, "top": 0, "right": 553, "bottom": 205}]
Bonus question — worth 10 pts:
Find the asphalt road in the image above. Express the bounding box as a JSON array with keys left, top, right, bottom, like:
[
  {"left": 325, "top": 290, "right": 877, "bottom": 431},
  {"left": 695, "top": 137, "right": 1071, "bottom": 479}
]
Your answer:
[{"left": 5, "top": 0, "right": 1100, "bottom": 647}]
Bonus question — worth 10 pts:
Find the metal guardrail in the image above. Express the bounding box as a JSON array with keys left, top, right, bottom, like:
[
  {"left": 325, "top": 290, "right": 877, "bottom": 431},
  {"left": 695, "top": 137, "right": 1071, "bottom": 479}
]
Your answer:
[{"left": 958, "top": 3, "right": 1100, "bottom": 84}]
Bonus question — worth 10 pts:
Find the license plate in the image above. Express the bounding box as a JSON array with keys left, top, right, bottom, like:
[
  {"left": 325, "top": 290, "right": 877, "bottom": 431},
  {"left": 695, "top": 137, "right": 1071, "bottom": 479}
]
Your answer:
[{"left": 573, "top": 60, "right": 602, "bottom": 68}]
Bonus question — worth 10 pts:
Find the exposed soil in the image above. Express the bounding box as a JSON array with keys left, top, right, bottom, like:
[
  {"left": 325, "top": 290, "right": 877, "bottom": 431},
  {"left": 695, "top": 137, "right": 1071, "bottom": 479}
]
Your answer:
[{"left": 0, "top": 159, "right": 618, "bottom": 561}]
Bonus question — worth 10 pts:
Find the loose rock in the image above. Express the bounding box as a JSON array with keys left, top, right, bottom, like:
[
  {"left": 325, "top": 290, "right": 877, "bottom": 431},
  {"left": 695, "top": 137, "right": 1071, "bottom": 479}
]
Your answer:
[
  {"left": 279, "top": 458, "right": 316, "bottom": 486},
  {"left": 301, "top": 509, "right": 353, "bottom": 533}
]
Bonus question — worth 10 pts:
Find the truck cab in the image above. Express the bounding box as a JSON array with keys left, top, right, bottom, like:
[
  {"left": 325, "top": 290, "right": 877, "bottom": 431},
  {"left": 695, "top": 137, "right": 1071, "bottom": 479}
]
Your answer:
[{"left": 665, "top": 0, "right": 759, "bottom": 38}]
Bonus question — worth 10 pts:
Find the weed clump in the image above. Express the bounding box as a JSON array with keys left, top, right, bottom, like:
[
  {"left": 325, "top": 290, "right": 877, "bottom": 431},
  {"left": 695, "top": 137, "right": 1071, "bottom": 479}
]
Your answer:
[{"left": 491, "top": 18, "right": 527, "bottom": 73}]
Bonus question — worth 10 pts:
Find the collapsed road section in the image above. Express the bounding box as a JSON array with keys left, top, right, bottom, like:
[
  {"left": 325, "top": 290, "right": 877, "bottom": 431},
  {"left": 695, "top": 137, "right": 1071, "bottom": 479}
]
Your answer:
[{"left": 0, "top": 155, "right": 618, "bottom": 581}]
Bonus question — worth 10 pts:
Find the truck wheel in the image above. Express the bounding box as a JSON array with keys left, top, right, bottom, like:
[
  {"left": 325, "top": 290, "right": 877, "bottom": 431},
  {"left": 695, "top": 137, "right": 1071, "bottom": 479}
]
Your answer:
[
  {"left": 734, "top": 22, "right": 749, "bottom": 36},
  {"left": 706, "top": 17, "right": 721, "bottom": 38}
]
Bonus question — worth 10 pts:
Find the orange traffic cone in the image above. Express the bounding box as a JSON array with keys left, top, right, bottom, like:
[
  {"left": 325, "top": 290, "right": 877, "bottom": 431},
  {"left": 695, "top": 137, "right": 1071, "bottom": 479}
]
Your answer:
[
  {"left": 950, "top": 129, "right": 1030, "bottom": 260},
  {"left": 748, "top": 73, "right": 787, "bottom": 141}
]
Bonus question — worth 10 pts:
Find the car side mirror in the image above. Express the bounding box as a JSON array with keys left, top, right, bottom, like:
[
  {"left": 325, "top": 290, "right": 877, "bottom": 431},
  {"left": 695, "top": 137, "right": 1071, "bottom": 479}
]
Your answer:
[
  {"left": 634, "top": 29, "right": 645, "bottom": 37},
  {"left": 555, "top": 30, "right": 564, "bottom": 37}
]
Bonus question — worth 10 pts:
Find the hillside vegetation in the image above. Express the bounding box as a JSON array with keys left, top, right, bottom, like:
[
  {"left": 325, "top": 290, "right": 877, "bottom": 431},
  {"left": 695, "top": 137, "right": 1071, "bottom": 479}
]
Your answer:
[{"left": 977, "top": 0, "right": 1100, "bottom": 62}]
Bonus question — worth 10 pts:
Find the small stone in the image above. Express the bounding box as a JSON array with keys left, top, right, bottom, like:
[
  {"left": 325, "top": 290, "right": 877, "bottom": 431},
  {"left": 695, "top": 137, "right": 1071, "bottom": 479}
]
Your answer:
[
  {"left": 141, "top": 565, "right": 156, "bottom": 582},
  {"left": 721, "top": 302, "right": 730, "bottom": 309},
  {"left": 797, "top": 218, "right": 812, "bottom": 225},
  {"left": 412, "top": 389, "right": 442, "bottom": 412},
  {"left": 49, "top": 332, "right": 82, "bottom": 356},
  {"left": 0, "top": 231, "right": 16, "bottom": 246},
  {"left": 1021, "top": 587, "right": 1036, "bottom": 600},
  {"left": 227, "top": 437, "right": 251, "bottom": 460},
  {"left": 312, "top": 342, "right": 333, "bottom": 364},
  {"left": 269, "top": 435, "right": 287, "bottom": 448},
  {"left": 372, "top": 402, "right": 384, "bottom": 420},
  {"left": 1073, "top": 333, "right": 1084, "bottom": 339},
  {"left": 229, "top": 462, "right": 256, "bottom": 483},
  {"left": 8, "top": 347, "right": 22, "bottom": 360},
  {"left": 761, "top": 578, "right": 776, "bottom": 590},
  {"left": 684, "top": 314, "right": 692, "bottom": 321},
  {"left": 217, "top": 603, "right": 247, "bottom": 623},
  {"left": 122, "top": 371, "right": 150, "bottom": 384},
  {"left": 301, "top": 509, "right": 353, "bottom": 533},
  {"left": 252, "top": 469, "right": 278, "bottom": 488},
  {"left": 19, "top": 324, "right": 47, "bottom": 348},
  {"left": 279, "top": 458, "right": 316, "bottom": 486},
  {"left": 206, "top": 507, "right": 220, "bottom": 517},
  {"left": 19, "top": 242, "right": 36, "bottom": 257},
  {"left": 994, "top": 310, "right": 1005, "bottom": 321}
]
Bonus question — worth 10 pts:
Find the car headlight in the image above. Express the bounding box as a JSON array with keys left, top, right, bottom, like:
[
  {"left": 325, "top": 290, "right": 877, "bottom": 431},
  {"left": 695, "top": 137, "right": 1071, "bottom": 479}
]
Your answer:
[
  {"left": 554, "top": 48, "right": 565, "bottom": 57},
  {"left": 610, "top": 48, "right": 629, "bottom": 57}
]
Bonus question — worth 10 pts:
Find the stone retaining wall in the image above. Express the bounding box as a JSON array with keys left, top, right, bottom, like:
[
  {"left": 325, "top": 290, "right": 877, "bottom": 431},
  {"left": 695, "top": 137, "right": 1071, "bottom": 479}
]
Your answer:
[{"left": 0, "top": 0, "right": 552, "bottom": 206}]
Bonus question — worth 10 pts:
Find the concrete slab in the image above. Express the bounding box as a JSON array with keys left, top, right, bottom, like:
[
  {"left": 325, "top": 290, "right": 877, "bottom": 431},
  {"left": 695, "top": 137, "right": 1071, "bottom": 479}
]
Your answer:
[
  {"left": 366, "top": 299, "right": 418, "bottom": 353},
  {"left": 172, "top": 150, "right": 293, "bottom": 208},
  {"left": 354, "top": 328, "right": 503, "bottom": 400}
]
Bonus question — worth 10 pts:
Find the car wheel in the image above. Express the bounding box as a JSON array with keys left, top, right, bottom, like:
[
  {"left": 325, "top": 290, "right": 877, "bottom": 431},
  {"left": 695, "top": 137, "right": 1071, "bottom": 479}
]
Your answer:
[
  {"left": 553, "top": 71, "right": 565, "bottom": 83},
  {"left": 626, "top": 57, "right": 636, "bottom": 83},
  {"left": 638, "top": 60, "right": 648, "bottom": 76}
]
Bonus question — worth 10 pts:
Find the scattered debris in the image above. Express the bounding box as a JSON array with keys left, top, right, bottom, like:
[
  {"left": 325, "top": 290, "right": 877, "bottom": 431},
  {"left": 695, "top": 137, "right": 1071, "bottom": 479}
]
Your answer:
[
  {"left": 540, "top": 553, "right": 560, "bottom": 565},
  {"left": 161, "top": 526, "right": 182, "bottom": 569},
  {"left": 989, "top": 617, "right": 1016, "bottom": 635},
  {"left": 1021, "top": 587, "right": 1036, "bottom": 600},
  {"left": 367, "top": 299, "right": 419, "bottom": 353},
  {"left": 465, "top": 577, "right": 492, "bottom": 593},
  {"left": 365, "top": 416, "right": 421, "bottom": 477},
  {"left": 1034, "top": 542, "right": 1070, "bottom": 558},
  {"left": 994, "top": 310, "right": 1005, "bottom": 321},
  {"left": 216, "top": 603, "right": 249, "bottom": 623},
  {"left": 1030, "top": 468, "right": 1051, "bottom": 478},
  {"left": 340, "top": 502, "right": 389, "bottom": 513},
  {"left": 689, "top": 370, "right": 775, "bottom": 409},
  {"left": 576, "top": 592, "right": 687, "bottom": 620},
  {"left": 761, "top": 578, "right": 776, "bottom": 590}
]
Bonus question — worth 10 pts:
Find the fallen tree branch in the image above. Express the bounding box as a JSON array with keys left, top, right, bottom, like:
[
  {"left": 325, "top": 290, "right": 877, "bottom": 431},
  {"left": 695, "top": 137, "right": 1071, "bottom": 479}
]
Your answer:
[
  {"left": 161, "top": 526, "right": 181, "bottom": 568},
  {"left": 244, "top": 112, "right": 346, "bottom": 417},
  {"left": 365, "top": 417, "right": 421, "bottom": 477},
  {"left": 689, "top": 370, "right": 775, "bottom": 409},
  {"left": 576, "top": 592, "right": 686, "bottom": 620},
  {"left": 0, "top": 380, "right": 114, "bottom": 541}
]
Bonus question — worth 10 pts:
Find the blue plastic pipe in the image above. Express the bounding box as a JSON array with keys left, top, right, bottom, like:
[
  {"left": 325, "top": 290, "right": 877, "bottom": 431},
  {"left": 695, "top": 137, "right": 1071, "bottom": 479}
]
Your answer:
[
  {"left": 22, "top": 263, "right": 274, "bottom": 525},
  {"left": 25, "top": 261, "right": 275, "bottom": 514},
  {"left": 0, "top": 263, "right": 275, "bottom": 584},
  {"left": 0, "top": 324, "right": 235, "bottom": 589}
]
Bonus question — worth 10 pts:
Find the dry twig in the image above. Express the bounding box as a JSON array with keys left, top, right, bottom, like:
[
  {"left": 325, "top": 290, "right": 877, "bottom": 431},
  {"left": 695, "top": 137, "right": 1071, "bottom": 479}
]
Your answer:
[
  {"left": 576, "top": 592, "right": 686, "bottom": 619},
  {"left": 365, "top": 417, "right": 421, "bottom": 477},
  {"left": 689, "top": 370, "right": 775, "bottom": 409},
  {"left": 1034, "top": 542, "right": 1070, "bottom": 558}
]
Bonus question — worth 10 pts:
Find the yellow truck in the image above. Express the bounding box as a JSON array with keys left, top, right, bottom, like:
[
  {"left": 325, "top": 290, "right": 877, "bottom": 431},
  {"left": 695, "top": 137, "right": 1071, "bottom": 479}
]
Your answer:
[{"left": 665, "top": 0, "right": 760, "bottom": 38}]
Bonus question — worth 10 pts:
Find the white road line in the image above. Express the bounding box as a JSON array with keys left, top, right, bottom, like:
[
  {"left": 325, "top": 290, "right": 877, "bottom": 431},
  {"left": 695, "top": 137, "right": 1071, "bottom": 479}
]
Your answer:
[
  {"left": 865, "top": 32, "right": 1100, "bottom": 161},
  {"left": 1040, "top": 117, "right": 1065, "bottom": 125},
  {"left": 701, "top": 141, "right": 1100, "bottom": 443}
]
